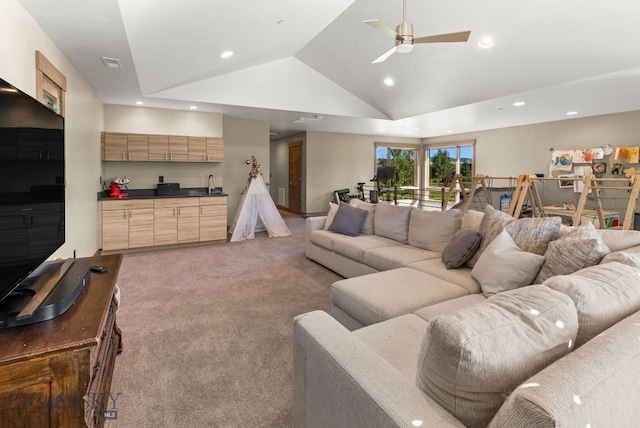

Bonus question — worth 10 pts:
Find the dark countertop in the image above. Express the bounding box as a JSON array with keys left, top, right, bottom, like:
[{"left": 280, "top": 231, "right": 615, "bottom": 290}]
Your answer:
[{"left": 97, "top": 187, "right": 227, "bottom": 200}]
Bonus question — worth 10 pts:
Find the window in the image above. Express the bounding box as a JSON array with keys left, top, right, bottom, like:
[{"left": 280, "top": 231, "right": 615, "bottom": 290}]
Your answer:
[
  {"left": 375, "top": 144, "right": 420, "bottom": 201},
  {"left": 424, "top": 140, "right": 475, "bottom": 204}
]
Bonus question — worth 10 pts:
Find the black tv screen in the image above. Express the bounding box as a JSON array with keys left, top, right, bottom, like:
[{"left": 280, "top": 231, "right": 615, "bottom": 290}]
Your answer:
[{"left": 0, "top": 77, "right": 65, "bottom": 304}]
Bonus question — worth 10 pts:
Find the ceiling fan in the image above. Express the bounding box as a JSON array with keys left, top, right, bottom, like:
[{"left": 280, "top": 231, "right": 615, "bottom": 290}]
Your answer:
[{"left": 365, "top": 0, "right": 471, "bottom": 63}]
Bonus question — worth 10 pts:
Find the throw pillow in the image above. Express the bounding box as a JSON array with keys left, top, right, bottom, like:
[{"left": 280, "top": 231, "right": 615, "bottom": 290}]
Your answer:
[
  {"left": 465, "top": 205, "right": 515, "bottom": 268},
  {"left": 409, "top": 209, "right": 462, "bottom": 253},
  {"left": 471, "top": 229, "right": 545, "bottom": 296},
  {"left": 534, "top": 223, "right": 610, "bottom": 283},
  {"left": 323, "top": 202, "right": 339, "bottom": 230},
  {"left": 543, "top": 261, "right": 640, "bottom": 347},
  {"left": 348, "top": 199, "right": 376, "bottom": 235},
  {"left": 504, "top": 216, "right": 561, "bottom": 255},
  {"left": 417, "top": 285, "right": 578, "bottom": 428},
  {"left": 441, "top": 227, "right": 481, "bottom": 269},
  {"left": 327, "top": 203, "right": 367, "bottom": 237},
  {"left": 461, "top": 209, "right": 484, "bottom": 231}
]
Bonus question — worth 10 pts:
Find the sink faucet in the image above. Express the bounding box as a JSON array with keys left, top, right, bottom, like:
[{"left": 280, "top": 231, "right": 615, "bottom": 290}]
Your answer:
[{"left": 208, "top": 174, "right": 215, "bottom": 194}]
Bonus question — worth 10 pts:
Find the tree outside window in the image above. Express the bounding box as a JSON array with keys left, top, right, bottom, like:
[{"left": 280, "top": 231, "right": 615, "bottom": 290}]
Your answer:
[{"left": 376, "top": 146, "right": 418, "bottom": 200}]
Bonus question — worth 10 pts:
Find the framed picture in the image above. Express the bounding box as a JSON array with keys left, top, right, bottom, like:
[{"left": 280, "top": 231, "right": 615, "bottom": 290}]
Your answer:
[
  {"left": 558, "top": 175, "right": 575, "bottom": 188},
  {"left": 592, "top": 162, "right": 606, "bottom": 174}
]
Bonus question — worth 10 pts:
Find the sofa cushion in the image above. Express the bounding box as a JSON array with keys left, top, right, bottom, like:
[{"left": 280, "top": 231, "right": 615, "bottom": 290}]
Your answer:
[
  {"left": 417, "top": 285, "right": 578, "bottom": 428},
  {"left": 349, "top": 199, "right": 376, "bottom": 235},
  {"left": 322, "top": 202, "right": 339, "bottom": 230},
  {"left": 309, "top": 229, "right": 349, "bottom": 251},
  {"left": 489, "top": 309, "right": 640, "bottom": 428},
  {"left": 504, "top": 216, "right": 561, "bottom": 255},
  {"left": 333, "top": 235, "right": 400, "bottom": 263},
  {"left": 328, "top": 203, "right": 368, "bottom": 236},
  {"left": 364, "top": 245, "right": 440, "bottom": 271},
  {"left": 413, "top": 293, "right": 487, "bottom": 322},
  {"left": 598, "top": 228, "right": 640, "bottom": 252},
  {"left": 472, "top": 229, "right": 545, "bottom": 297},
  {"left": 353, "top": 314, "right": 428, "bottom": 380},
  {"left": 441, "top": 227, "right": 481, "bottom": 269},
  {"left": 465, "top": 205, "right": 515, "bottom": 268},
  {"left": 331, "top": 268, "right": 469, "bottom": 327},
  {"left": 600, "top": 249, "right": 640, "bottom": 268},
  {"left": 408, "top": 258, "right": 481, "bottom": 294},
  {"left": 543, "top": 261, "right": 640, "bottom": 347},
  {"left": 374, "top": 203, "right": 413, "bottom": 244},
  {"left": 534, "top": 223, "right": 610, "bottom": 283},
  {"left": 408, "top": 209, "right": 462, "bottom": 253}
]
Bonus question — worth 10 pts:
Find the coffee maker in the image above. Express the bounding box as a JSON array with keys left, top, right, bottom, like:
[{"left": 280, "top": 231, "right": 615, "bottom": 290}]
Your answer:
[{"left": 109, "top": 177, "right": 130, "bottom": 198}]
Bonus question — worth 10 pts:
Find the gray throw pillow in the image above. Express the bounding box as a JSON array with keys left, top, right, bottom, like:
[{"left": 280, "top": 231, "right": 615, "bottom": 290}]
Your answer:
[
  {"left": 328, "top": 203, "right": 368, "bottom": 236},
  {"left": 441, "top": 227, "right": 481, "bottom": 269},
  {"left": 465, "top": 205, "right": 515, "bottom": 268}
]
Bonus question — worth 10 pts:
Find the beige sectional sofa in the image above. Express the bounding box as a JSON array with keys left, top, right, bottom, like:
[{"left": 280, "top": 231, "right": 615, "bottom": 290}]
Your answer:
[{"left": 296, "top": 201, "right": 640, "bottom": 427}]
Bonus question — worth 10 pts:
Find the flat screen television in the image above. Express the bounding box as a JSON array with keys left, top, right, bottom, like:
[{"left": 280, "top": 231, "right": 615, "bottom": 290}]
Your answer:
[{"left": 0, "top": 77, "right": 65, "bottom": 306}]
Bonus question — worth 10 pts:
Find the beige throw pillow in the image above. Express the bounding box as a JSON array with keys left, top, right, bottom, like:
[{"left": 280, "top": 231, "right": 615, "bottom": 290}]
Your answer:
[
  {"left": 348, "top": 199, "right": 376, "bottom": 235},
  {"left": 471, "top": 229, "right": 545, "bottom": 296},
  {"left": 465, "top": 205, "right": 515, "bottom": 268},
  {"left": 417, "top": 285, "right": 578, "bottom": 428},
  {"left": 534, "top": 223, "right": 610, "bottom": 283},
  {"left": 323, "top": 202, "right": 339, "bottom": 230},
  {"left": 504, "top": 216, "right": 561, "bottom": 255}
]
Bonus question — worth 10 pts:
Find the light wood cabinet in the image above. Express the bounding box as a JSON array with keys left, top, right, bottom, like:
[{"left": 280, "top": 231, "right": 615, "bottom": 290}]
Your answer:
[
  {"left": 200, "top": 196, "right": 228, "bottom": 241},
  {"left": 153, "top": 198, "right": 200, "bottom": 246},
  {"left": 102, "top": 132, "right": 127, "bottom": 161},
  {"left": 102, "top": 132, "right": 223, "bottom": 162},
  {"left": 127, "top": 134, "right": 148, "bottom": 161},
  {"left": 100, "top": 197, "right": 226, "bottom": 252},
  {"left": 148, "top": 134, "right": 169, "bottom": 161},
  {"left": 100, "top": 200, "right": 154, "bottom": 251}
]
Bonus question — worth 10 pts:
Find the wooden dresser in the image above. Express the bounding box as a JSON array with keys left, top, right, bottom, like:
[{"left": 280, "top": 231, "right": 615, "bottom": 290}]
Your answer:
[{"left": 0, "top": 254, "right": 123, "bottom": 428}]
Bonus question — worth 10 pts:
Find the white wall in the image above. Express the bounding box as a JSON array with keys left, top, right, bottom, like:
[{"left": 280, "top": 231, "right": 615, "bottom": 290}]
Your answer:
[
  {"left": 305, "top": 132, "right": 421, "bottom": 214},
  {"left": 1, "top": 0, "right": 105, "bottom": 259},
  {"left": 102, "top": 105, "right": 224, "bottom": 190},
  {"left": 223, "top": 117, "right": 270, "bottom": 223},
  {"left": 423, "top": 110, "right": 640, "bottom": 210}
]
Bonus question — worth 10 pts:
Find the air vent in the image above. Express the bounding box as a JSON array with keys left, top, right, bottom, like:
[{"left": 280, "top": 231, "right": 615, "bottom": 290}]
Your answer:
[
  {"left": 292, "top": 115, "right": 323, "bottom": 124},
  {"left": 101, "top": 57, "right": 122, "bottom": 70}
]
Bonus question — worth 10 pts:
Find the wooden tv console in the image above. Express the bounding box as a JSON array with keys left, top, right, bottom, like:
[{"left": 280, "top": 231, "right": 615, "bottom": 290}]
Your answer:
[{"left": 0, "top": 254, "right": 123, "bottom": 428}]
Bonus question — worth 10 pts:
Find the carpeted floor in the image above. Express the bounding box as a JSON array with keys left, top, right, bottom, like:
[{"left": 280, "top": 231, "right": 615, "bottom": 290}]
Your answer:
[{"left": 105, "top": 212, "right": 341, "bottom": 428}]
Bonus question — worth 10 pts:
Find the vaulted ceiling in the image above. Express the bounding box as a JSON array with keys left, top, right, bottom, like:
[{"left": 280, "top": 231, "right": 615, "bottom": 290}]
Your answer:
[{"left": 18, "top": 0, "right": 640, "bottom": 139}]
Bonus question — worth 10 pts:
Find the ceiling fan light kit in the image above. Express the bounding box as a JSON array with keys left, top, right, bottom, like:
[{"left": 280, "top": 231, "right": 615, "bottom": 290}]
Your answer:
[{"left": 365, "top": 0, "right": 471, "bottom": 63}]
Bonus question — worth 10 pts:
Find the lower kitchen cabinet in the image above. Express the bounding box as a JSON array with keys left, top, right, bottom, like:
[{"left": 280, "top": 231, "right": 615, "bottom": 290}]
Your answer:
[{"left": 99, "top": 196, "right": 226, "bottom": 252}]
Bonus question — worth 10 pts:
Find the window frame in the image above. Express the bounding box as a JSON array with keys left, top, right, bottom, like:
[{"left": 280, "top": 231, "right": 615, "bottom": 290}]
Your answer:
[{"left": 423, "top": 140, "right": 476, "bottom": 204}]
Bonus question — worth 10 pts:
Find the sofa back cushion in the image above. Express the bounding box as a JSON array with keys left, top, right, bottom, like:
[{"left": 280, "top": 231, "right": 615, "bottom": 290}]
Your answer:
[
  {"left": 598, "top": 228, "right": 640, "bottom": 252},
  {"left": 408, "top": 208, "right": 462, "bottom": 253},
  {"left": 543, "top": 261, "right": 640, "bottom": 347},
  {"left": 349, "top": 199, "right": 376, "bottom": 235},
  {"left": 373, "top": 203, "right": 413, "bottom": 243},
  {"left": 417, "top": 285, "right": 578, "bottom": 428}
]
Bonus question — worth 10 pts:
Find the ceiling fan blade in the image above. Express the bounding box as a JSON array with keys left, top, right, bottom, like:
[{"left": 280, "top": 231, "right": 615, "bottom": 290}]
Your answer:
[
  {"left": 414, "top": 31, "right": 471, "bottom": 44},
  {"left": 372, "top": 46, "right": 397, "bottom": 64},
  {"left": 364, "top": 19, "right": 399, "bottom": 40}
]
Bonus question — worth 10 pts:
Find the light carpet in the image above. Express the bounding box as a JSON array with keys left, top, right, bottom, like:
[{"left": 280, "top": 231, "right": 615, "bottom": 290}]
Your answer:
[{"left": 105, "top": 212, "right": 340, "bottom": 427}]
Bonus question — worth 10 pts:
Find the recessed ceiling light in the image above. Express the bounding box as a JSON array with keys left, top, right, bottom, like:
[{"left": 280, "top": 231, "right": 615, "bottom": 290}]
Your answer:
[
  {"left": 413, "top": 127, "right": 420, "bottom": 131},
  {"left": 135, "top": 101, "right": 144, "bottom": 105},
  {"left": 190, "top": 106, "right": 198, "bottom": 110},
  {"left": 221, "top": 51, "right": 234, "bottom": 59},
  {"left": 383, "top": 78, "right": 394, "bottom": 86},
  {"left": 479, "top": 37, "right": 494, "bottom": 48},
  {"left": 567, "top": 111, "right": 578, "bottom": 116},
  {"left": 513, "top": 101, "right": 525, "bottom": 106},
  {"left": 447, "top": 130, "right": 453, "bottom": 133}
]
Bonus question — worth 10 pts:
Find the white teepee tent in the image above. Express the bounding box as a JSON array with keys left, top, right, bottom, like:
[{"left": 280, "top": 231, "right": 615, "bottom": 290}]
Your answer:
[{"left": 229, "top": 167, "right": 291, "bottom": 242}]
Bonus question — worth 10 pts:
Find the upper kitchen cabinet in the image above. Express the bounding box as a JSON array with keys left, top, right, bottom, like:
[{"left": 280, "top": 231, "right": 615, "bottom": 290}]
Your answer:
[{"left": 102, "top": 132, "right": 223, "bottom": 163}]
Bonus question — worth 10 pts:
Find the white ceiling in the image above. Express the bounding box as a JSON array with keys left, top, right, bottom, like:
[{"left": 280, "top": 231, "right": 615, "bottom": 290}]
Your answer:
[{"left": 17, "top": 0, "right": 640, "bottom": 139}]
